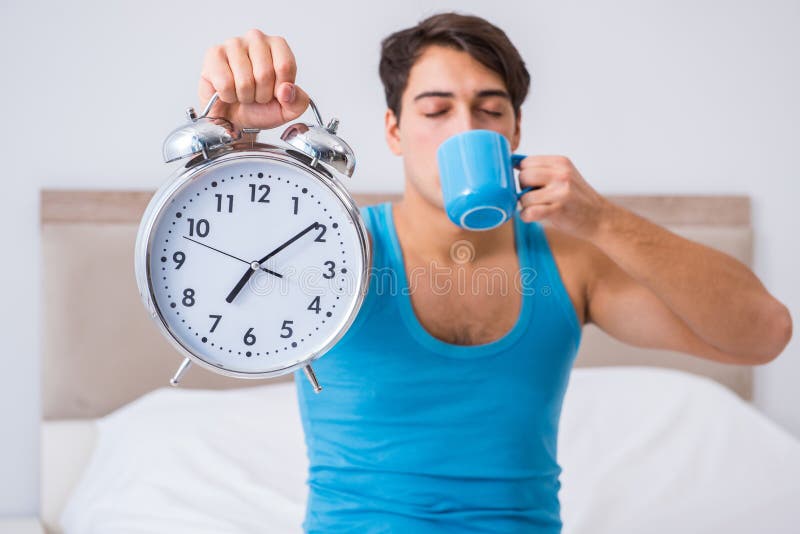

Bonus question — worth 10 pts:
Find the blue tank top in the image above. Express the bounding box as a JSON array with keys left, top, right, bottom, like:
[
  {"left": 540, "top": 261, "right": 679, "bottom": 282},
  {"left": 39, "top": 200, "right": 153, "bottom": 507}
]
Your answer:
[{"left": 294, "top": 201, "right": 582, "bottom": 533}]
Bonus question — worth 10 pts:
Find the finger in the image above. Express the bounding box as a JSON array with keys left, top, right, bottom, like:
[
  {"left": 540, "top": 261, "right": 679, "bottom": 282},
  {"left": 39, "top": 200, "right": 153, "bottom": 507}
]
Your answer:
[
  {"left": 519, "top": 167, "right": 555, "bottom": 190},
  {"left": 519, "top": 155, "right": 572, "bottom": 169},
  {"left": 248, "top": 33, "right": 275, "bottom": 104},
  {"left": 267, "top": 36, "right": 297, "bottom": 92},
  {"left": 267, "top": 36, "right": 309, "bottom": 119},
  {"left": 521, "top": 203, "right": 559, "bottom": 222},
  {"left": 519, "top": 183, "right": 562, "bottom": 208},
  {"left": 276, "top": 81, "right": 310, "bottom": 121},
  {"left": 224, "top": 37, "right": 256, "bottom": 104},
  {"left": 200, "top": 45, "right": 236, "bottom": 104}
]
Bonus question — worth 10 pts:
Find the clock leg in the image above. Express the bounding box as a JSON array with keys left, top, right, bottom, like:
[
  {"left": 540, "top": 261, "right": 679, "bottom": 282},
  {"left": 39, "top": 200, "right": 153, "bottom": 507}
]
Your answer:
[
  {"left": 303, "top": 364, "right": 322, "bottom": 393},
  {"left": 170, "top": 357, "right": 192, "bottom": 386}
]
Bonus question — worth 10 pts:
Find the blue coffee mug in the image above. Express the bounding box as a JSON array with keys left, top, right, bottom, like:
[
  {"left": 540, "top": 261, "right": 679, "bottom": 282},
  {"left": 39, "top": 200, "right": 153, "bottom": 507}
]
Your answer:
[{"left": 437, "top": 129, "right": 536, "bottom": 231}]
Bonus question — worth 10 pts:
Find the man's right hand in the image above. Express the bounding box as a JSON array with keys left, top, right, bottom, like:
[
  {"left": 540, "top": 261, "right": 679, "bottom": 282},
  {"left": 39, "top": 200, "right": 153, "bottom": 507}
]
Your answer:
[{"left": 198, "top": 29, "right": 310, "bottom": 132}]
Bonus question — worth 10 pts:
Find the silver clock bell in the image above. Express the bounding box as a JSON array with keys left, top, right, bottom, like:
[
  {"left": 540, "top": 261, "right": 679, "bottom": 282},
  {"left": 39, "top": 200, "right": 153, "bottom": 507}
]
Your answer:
[{"left": 162, "top": 92, "right": 355, "bottom": 175}]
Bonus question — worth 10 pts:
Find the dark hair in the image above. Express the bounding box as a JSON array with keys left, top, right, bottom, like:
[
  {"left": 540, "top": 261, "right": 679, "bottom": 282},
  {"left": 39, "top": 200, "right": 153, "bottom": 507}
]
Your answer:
[{"left": 379, "top": 12, "right": 531, "bottom": 122}]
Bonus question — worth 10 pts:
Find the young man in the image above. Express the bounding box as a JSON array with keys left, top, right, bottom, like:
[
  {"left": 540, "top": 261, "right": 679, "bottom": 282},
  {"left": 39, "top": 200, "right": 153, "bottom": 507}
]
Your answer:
[{"left": 199, "top": 13, "right": 792, "bottom": 533}]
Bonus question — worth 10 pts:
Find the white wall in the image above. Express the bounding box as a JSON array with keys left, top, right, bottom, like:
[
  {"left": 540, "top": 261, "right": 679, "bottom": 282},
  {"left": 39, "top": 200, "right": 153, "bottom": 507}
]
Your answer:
[{"left": 1, "top": 0, "right": 797, "bottom": 516}]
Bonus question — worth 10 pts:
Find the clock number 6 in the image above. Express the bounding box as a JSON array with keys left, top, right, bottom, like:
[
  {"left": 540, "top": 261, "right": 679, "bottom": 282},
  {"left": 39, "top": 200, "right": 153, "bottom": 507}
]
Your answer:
[
  {"left": 243, "top": 327, "right": 256, "bottom": 346},
  {"left": 280, "top": 320, "right": 294, "bottom": 338}
]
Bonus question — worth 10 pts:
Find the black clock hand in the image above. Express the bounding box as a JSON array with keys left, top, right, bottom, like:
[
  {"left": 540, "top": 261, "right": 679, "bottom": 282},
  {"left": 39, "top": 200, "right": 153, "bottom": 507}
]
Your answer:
[
  {"left": 225, "top": 221, "right": 320, "bottom": 304},
  {"left": 182, "top": 236, "right": 283, "bottom": 278},
  {"left": 226, "top": 269, "right": 255, "bottom": 304},
  {"left": 257, "top": 221, "right": 321, "bottom": 263}
]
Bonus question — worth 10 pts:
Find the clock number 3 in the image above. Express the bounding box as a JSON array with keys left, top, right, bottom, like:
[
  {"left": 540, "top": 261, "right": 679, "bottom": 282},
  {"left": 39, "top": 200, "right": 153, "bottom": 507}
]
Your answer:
[{"left": 323, "top": 260, "right": 335, "bottom": 279}]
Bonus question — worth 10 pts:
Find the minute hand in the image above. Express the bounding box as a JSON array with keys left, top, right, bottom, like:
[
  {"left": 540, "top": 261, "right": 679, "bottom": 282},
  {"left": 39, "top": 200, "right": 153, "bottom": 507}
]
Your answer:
[
  {"left": 256, "top": 221, "right": 321, "bottom": 264},
  {"left": 225, "top": 221, "right": 321, "bottom": 304}
]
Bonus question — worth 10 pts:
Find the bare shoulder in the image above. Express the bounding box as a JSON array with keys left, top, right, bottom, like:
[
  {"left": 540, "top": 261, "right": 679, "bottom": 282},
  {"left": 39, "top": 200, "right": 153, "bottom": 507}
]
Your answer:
[{"left": 540, "top": 224, "right": 603, "bottom": 326}]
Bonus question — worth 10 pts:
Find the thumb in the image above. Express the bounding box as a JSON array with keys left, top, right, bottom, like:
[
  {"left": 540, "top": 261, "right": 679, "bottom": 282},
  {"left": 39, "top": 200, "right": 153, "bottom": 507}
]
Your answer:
[{"left": 277, "top": 81, "right": 311, "bottom": 121}]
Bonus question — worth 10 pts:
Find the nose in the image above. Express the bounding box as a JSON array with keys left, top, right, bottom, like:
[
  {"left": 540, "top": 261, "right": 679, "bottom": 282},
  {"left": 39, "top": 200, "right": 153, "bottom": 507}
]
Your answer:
[{"left": 450, "top": 106, "right": 481, "bottom": 136}]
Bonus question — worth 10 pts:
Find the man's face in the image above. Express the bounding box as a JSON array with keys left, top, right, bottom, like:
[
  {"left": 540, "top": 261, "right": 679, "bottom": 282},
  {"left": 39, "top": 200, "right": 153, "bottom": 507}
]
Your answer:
[{"left": 385, "top": 44, "right": 521, "bottom": 208}]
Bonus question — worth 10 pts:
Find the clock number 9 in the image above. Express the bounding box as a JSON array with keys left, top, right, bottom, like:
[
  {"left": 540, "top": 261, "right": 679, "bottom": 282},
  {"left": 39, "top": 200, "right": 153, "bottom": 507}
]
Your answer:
[{"left": 173, "top": 251, "right": 185, "bottom": 269}]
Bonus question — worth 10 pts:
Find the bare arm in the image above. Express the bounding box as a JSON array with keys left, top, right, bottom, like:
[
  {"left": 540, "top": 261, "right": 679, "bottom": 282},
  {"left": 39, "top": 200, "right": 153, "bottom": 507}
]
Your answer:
[
  {"left": 586, "top": 204, "right": 791, "bottom": 364},
  {"left": 518, "top": 155, "right": 792, "bottom": 365}
]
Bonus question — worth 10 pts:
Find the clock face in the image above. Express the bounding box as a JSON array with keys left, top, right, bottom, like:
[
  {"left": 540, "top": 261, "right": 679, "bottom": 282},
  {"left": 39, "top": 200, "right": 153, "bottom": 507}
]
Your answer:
[{"left": 143, "top": 154, "right": 368, "bottom": 376}]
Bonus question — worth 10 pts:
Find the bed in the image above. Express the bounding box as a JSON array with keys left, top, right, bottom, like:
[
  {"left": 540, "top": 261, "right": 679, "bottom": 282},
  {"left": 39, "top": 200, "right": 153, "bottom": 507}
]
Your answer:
[{"left": 38, "top": 191, "right": 800, "bottom": 533}]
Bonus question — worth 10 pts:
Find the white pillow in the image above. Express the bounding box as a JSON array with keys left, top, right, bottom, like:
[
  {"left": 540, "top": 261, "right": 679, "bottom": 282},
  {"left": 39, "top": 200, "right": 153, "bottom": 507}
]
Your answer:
[
  {"left": 60, "top": 367, "right": 800, "bottom": 534},
  {"left": 60, "top": 382, "right": 308, "bottom": 534},
  {"left": 559, "top": 367, "right": 800, "bottom": 534}
]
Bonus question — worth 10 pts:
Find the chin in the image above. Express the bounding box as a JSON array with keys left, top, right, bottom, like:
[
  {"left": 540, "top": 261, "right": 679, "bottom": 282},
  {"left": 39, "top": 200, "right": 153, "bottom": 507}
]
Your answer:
[
  {"left": 429, "top": 179, "right": 446, "bottom": 208},
  {"left": 425, "top": 187, "right": 446, "bottom": 210},
  {"left": 408, "top": 175, "right": 446, "bottom": 210}
]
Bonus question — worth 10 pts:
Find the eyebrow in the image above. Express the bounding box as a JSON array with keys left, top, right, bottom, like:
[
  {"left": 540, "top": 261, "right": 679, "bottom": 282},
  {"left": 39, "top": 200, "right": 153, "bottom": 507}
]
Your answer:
[{"left": 412, "top": 89, "right": 511, "bottom": 101}]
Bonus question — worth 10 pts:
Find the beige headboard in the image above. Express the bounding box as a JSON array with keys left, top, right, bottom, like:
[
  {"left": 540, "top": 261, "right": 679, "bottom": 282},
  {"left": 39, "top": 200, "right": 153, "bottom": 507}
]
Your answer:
[{"left": 41, "top": 190, "right": 753, "bottom": 419}]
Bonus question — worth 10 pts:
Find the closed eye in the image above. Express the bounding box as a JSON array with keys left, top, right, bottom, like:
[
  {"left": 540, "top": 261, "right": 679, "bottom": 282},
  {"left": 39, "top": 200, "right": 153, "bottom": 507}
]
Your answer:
[{"left": 424, "top": 109, "right": 502, "bottom": 118}]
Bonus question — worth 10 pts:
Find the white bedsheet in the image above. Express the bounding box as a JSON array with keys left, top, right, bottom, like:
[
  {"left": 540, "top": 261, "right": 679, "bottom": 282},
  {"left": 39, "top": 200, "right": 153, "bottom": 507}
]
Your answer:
[{"left": 58, "top": 367, "right": 800, "bottom": 533}]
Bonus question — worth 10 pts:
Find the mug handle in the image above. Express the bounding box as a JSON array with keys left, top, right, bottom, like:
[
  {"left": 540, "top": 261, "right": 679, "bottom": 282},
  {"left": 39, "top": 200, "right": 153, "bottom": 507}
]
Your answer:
[{"left": 511, "top": 154, "right": 542, "bottom": 198}]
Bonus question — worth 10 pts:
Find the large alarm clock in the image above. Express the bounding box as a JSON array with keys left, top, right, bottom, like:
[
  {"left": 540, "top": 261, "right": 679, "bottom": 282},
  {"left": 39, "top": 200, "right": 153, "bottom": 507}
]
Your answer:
[{"left": 135, "top": 93, "right": 371, "bottom": 393}]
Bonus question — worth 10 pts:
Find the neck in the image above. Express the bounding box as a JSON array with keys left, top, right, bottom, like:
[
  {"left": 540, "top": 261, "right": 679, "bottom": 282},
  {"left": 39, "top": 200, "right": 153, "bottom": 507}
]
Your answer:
[{"left": 392, "top": 181, "right": 514, "bottom": 265}]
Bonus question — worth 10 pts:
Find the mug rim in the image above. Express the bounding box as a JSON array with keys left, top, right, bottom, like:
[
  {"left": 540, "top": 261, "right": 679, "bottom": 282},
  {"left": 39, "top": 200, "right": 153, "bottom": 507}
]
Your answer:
[
  {"left": 436, "top": 128, "right": 511, "bottom": 157},
  {"left": 459, "top": 205, "right": 509, "bottom": 230}
]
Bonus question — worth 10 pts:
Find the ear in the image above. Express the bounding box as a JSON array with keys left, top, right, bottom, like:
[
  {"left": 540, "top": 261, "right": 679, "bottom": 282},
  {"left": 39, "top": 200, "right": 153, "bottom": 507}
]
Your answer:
[
  {"left": 510, "top": 109, "right": 522, "bottom": 152},
  {"left": 385, "top": 108, "right": 403, "bottom": 156}
]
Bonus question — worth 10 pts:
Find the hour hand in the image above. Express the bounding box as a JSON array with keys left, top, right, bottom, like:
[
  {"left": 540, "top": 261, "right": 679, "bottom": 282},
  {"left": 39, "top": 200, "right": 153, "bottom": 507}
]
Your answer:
[{"left": 225, "top": 266, "right": 256, "bottom": 304}]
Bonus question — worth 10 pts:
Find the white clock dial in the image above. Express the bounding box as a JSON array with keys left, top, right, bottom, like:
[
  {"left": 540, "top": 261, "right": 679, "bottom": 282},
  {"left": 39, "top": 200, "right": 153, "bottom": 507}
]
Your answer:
[{"left": 144, "top": 156, "right": 367, "bottom": 376}]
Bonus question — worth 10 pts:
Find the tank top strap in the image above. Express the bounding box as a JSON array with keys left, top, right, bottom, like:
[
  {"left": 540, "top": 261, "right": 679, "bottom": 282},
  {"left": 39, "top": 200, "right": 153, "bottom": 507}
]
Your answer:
[
  {"left": 358, "top": 201, "right": 388, "bottom": 271},
  {"left": 341, "top": 202, "right": 390, "bottom": 340},
  {"left": 519, "top": 218, "right": 582, "bottom": 342}
]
